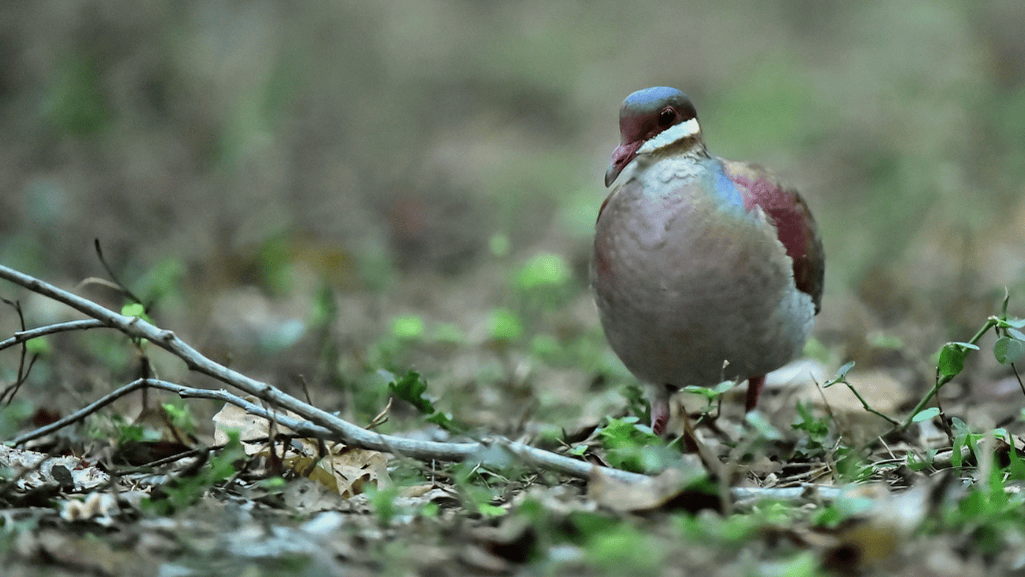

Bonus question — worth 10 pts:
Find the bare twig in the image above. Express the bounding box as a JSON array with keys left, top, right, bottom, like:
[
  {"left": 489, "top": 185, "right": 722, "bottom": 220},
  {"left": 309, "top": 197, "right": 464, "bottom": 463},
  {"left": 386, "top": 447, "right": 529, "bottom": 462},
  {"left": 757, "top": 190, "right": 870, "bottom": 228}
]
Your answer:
[
  {"left": 0, "top": 266, "right": 652, "bottom": 484},
  {"left": 731, "top": 484, "right": 841, "bottom": 504},
  {"left": 0, "top": 298, "right": 39, "bottom": 405},
  {"left": 0, "top": 319, "right": 107, "bottom": 354},
  {"left": 92, "top": 239, "right": 145, "bottom": 307}
]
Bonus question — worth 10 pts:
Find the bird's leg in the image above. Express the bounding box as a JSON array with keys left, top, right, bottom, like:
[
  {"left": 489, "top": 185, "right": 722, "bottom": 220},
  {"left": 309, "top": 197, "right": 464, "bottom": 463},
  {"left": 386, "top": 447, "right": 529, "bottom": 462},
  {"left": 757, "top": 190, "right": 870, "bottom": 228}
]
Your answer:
[
  {"left": 649, "top": 385, "right": 671, "bottom": 435},
  {"left": 745, "top": 375, "right": 765, "bottom": 412}
]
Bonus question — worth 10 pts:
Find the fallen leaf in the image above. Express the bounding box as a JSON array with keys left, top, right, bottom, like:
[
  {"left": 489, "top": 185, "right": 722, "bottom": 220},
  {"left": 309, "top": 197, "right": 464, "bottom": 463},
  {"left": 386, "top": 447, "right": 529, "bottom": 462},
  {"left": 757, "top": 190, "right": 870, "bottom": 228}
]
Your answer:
[
  {"left": 588, "top": 463, "right": 713, "bottom": 513},
  {"left": 213, "top": 401, "right": 391, "bottom": 497}
]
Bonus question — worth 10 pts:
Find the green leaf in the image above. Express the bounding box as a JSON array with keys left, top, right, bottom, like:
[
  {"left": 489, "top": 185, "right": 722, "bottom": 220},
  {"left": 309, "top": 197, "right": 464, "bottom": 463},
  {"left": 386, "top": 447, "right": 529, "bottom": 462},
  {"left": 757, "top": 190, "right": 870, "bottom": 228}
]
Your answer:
[
  {"left": 1000, "top": 317, "right": 1025, "bottom": 329},
  {"left": 570, "top": 511, "right": 621, "bottom": 540},
  {"left": 869, "top": 332, "right": 904, "bottom": 349},
  {"left": 823, "top": 361, "right": 854, "bottom": 388},
  {"left": 792, "top": 402, "right": 829, "bottom": 438},
  {"left": 387, "top": 371, "right": 466, "bottom": 433},
  {"left": 584, "top": 524, "right": 665, "bottom": 573},
  {"left": 388, "top": 371, "right": 434, "bottom": 414},
  {"left": 368, "top": 486, "right": 398, "bottom": 525},
  {"left": 25, "top": 337, "right": 51, "bottom": 356},
  {"left": 477, "top": 503, "right": 506, "bottom": 518},
  {"left": 515, "top": 252, "right": 571, "bottom": 290},
  {"left": 121, "top": 302, "right": 146, "bottom": 318},
  {"left": 161, "top": 402, "right": 195, "bottom": 433},
  {"left": 835, "top": 361, "right": 855, "bottom": 379},
  {"left": 1008, "top": 439, "right": 1025, "bottom": 481},
  {"left": 426, "top": 411, "right": 465, "bottom": 433},
  {"left": 391, "top": 315, "right": 425, "bottom": 340},
  {"left": 994, "top": 336, "right": 1025, "bottom": 365},
  {"left": 529, "top": 334, "right": 562, "bottom": 359},
  {"left": 905, "top": 451, "right": 932, "bottom": 472},
  {"left": 711, "top": 379, "right": 738, "bottom": 394},
  {"left": 260, "top": 476, "right": 286, "bottom": 490},
  {"left": 937, "top": 343, "right": 967, "bottom": 378},
  {"left": 683, "top": 380, "right": 737, "bottom": 400},
  {"left": 682, "top": 386, "right": 718, "bottom": 400},
  {"left": 597, "top": 417, "right": 667, "bottom": 473},
  {"left": 142, "top": 432, "right": 245, "bottom": 515},
  {"left": 488, "top": 308, "right": 523, "bottom": 342},
  {"left": 912, "top": 407, "right": 940, "bottom": 422},
  {"left": 745, "top": 411, "right": 782, "bottom": 440},
  {"left": 950, "top": 341, "right": 980, "bottom": 350},
  {"left": 950, "top": 417, "right": 971, "bottom": 437}
]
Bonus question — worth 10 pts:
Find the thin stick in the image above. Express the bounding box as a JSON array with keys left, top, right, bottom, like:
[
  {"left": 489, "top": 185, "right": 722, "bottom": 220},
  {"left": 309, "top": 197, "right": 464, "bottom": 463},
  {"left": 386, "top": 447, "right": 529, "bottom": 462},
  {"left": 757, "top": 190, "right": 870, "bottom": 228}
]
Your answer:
[
  {"left": 0, "top": 266, "right": 653, "bottom": 483},
  {"left": 0, "top": 320, "right": 106, "bottom": 353}
]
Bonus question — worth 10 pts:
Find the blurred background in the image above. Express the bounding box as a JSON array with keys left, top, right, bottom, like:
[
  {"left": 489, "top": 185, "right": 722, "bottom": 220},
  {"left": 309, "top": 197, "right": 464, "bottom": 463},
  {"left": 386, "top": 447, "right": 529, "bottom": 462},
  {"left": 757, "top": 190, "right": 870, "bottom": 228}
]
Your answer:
[{"left": 2, "top": 0, "right": 1025, "bottom": 430}]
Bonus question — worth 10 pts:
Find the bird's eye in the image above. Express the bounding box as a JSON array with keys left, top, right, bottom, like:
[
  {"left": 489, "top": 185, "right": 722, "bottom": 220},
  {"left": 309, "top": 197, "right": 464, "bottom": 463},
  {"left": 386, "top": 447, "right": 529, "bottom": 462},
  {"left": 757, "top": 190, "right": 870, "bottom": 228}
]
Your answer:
[{"left": 657, "top": 107, "right": 676, "bottom": 127}]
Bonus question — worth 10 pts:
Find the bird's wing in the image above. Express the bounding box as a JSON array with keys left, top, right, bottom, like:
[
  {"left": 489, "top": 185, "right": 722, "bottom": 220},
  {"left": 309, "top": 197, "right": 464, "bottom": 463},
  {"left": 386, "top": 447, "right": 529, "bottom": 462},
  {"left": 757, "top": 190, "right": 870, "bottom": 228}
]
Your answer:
[{"left": 721, "top": 159, "right": 825, "bottom": 313}]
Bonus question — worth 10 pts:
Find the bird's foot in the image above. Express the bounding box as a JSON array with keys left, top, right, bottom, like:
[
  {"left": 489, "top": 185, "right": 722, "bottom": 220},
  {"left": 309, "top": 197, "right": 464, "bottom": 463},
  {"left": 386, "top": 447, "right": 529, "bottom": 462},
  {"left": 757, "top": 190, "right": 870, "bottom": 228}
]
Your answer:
[
  {"left": 745, "top": 375, "right": 765, "bottom": 412},
  {"left": 650, "top": 391, "right": 670, "bottom": 435}
]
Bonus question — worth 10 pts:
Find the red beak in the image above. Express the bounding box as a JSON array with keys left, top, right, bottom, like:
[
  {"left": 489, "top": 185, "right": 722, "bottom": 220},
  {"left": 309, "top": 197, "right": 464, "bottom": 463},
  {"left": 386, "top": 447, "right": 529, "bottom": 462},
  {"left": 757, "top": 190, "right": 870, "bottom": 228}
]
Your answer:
[{"left": 605, "top": 141, "right": 642, "bottom": 187}]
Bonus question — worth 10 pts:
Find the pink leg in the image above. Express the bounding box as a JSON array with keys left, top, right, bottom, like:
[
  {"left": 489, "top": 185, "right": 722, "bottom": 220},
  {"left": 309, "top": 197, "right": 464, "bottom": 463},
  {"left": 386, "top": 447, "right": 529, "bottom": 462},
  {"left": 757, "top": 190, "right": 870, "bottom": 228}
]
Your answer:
[
  {"left": 745, "top": 375, "right": 765, "bottom": 412},
  {"left": 650, "top": 386, "right": 670, "bottom": 435}
]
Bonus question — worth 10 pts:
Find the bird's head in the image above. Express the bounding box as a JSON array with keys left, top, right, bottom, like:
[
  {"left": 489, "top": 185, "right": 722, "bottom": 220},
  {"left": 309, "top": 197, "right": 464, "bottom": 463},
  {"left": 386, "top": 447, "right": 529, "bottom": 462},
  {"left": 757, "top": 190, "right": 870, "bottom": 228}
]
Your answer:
[{"left": 605, "top": 87, "right": 702, "bottom": 186}]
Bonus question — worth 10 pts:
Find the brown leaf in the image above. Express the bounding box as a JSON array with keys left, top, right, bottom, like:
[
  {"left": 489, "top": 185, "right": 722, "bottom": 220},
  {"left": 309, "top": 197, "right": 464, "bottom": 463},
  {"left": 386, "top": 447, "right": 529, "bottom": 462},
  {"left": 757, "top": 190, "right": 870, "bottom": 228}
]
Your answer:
[
  {"left": 212, "top": 402, "right": 391, "bottom": 497},
  {"left": 588, "top": 463, "right": 714, "bottom": 513}
]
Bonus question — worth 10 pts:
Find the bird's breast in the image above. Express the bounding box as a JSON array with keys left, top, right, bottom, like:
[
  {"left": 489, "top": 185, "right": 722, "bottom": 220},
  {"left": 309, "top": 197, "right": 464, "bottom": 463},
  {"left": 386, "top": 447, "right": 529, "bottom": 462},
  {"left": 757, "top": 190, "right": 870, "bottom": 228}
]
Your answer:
[{"left": 590, "top": 157, "right": 814, "bottom": 387}]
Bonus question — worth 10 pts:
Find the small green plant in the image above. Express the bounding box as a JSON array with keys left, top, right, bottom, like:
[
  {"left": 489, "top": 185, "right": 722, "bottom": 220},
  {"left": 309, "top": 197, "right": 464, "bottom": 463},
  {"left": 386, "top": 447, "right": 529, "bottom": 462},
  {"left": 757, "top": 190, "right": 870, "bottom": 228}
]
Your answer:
[
  {"left": 387, "top": 370, "right": 465, "bottom": 432},
  {"left": 791, "top": 401, "right": 832, "bottom": 460},
  {"left": 161, "top": 401, "right": 197, "bottom": 436},
  {"left": 0, "top": 401, "right": 33, "bottom": 440},
  {"left": 391, "top": 314, "right": 425, "bottom": 340},
  {"left": 142, "top": 432, "right": 246, "bottom": 515},
  {"left": 621, "top": 382, "right": 650, "bottom": 426},
  {"left": 597, "top": 417, "right": 674, "bottom": 473},
  {"left": 823, "top": 361, "right": 898, "bottom": 426},
  {"left": 367, "top": 485, "right": 399, "bottom": 525},
  {"left": 674, "top": 510, "right": 758, "bottom": 546},
  {"left": 582, "top": 522, "right": 665, "bottom": 575},
  {"left": 112, "top": 415, "right": 162, "bottom": 445},
  {"left": 449, "top": 460, "right": 509, "bottom": 518},
  {"left": 513, "top": 252, "right": 574, "bottom": 311},
  {"left": 487, "top": 308, "right": 523, "bottom": 342},
  {"left": 901, "top": 294, "right": 1025, "bottom": 430},
  {"left": 834, "top": 445, "right": 873, "bottom": 483},
  {"left": 120, "top": 302, "right": 152, "bottom": 323},
  {"left": 941, "top": 451, "right": 1025, "bottom": 557},
  {"left": 684, "top": 379, "right": 738, "bottom": 420},
  {"left": 515, "top": 252, "right": 571, "bottom": 292}
]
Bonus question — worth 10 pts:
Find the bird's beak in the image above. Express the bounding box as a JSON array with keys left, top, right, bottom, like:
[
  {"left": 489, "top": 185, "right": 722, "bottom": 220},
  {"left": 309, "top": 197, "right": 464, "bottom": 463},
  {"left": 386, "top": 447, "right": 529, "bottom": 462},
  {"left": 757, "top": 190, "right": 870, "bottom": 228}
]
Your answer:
[
  {"left": 605, "top": 141, "right": 641, "bottom": 187},
  {"left": 604, "top": 163, "right": 621, "bottom": 187}
]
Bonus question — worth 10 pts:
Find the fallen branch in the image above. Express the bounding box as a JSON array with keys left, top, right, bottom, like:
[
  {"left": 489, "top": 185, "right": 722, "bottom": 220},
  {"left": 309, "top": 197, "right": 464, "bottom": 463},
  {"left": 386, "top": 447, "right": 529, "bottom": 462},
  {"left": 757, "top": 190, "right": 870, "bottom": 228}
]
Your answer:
[
  {"left": 0, "top": 265, "right": 650, "bottom": 483},
  {"left": 0, "top": 319, "right": 106, "bottom": 353}
]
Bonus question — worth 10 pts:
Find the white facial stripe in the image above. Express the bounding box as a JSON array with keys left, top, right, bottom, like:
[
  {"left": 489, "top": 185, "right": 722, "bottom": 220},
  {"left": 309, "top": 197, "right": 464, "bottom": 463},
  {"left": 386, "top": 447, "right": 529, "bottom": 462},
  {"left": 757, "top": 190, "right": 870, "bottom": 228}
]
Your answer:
[{"left": 636, "top": 118, "right": 701, "bottom": 155}]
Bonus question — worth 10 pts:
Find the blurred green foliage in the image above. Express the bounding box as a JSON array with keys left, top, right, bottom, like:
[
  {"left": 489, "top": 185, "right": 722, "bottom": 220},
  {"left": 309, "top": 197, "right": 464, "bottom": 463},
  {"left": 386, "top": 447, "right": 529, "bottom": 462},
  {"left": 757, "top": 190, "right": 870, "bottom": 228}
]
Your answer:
[
  {"left": 42, "top": 55, "right": 111, "bottom": 135},
  {"left": 597, "top": 417, "right": 674, "bottom": 474},
  {"left": 6, "top": 0, "right": 1023, "bottom": 298}
]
